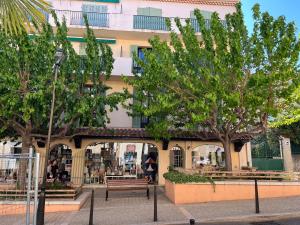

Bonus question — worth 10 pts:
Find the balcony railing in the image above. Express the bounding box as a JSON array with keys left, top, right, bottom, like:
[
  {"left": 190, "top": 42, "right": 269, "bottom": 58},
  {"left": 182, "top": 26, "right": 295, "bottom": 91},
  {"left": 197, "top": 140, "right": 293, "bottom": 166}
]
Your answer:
[
  {"left": 133, "top": 15, "right": 168, "bottom": 31},
  {"left": 190, "top": 18, "right": 226, "bottom": 32},
  {"left": 55, "top": 10, "right": 109, "bottom": 27},
  {"left": 49, "top": 10, "right": 223, "bottom": 33}
]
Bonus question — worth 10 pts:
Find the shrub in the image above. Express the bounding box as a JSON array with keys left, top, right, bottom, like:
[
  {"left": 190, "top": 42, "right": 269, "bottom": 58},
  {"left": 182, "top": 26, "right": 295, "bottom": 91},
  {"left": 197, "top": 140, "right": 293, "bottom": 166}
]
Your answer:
[{"left": 163, "top": 171, "right": 213, "bottom": 184}]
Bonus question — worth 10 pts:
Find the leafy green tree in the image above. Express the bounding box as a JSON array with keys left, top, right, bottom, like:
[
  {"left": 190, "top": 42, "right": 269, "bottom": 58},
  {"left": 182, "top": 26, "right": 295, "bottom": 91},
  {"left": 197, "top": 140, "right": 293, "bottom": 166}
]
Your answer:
[
  {"left": 272, "top": 85, "right": 300, "bottom": 126},
  {"left": 126, "top": 3, "right": 300, "bottom": 170},
  {"left": 0, "top": 14, "right": 122, "bottom": 187},
  {"left": 0, "top": 0, "right": 51, "bottom": 34}
]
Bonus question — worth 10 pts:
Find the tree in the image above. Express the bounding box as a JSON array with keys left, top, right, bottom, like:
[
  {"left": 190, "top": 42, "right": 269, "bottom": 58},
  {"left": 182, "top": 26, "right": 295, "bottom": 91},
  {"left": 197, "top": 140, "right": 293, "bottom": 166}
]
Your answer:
[
  {"left": 0, "top": 14, "right": 123, "bottom": 187},
  {"left": 272, "top": 84, "right": 300, "bottom": 126},
  {"left": 126, "top": 3, "right": 300, "bottom": 170},
  {"left": 0, "top": 0, "right": 51, "bottom": 35}
]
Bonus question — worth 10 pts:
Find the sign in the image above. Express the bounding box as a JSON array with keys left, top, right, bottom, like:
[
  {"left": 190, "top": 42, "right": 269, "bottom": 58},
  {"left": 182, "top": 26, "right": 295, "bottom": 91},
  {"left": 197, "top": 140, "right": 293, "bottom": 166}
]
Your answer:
[{"left": 126, "top": 144, "right": 136, "bottom": 152}]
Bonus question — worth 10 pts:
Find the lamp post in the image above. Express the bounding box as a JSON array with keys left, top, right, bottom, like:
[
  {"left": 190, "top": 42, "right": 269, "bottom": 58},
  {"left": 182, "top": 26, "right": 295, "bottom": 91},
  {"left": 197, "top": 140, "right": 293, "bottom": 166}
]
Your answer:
[{"left": 36, "top": 48, "right": 65, "bottom": 225}]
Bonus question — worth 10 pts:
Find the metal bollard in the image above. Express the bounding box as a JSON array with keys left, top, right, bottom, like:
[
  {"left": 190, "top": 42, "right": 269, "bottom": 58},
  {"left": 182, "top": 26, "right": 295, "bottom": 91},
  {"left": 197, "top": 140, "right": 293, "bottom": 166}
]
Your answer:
[
  {"left": 89, "top": 189, "right": 95, "bottom": 225},
  {"left": 254, "top": 179, "right": 260, "bottom": 214},
  {"left": 190, "top": 218, "right": 195, "bottom": 225},
  {"left": 154, "top": 185, "right": 158, "bottom": 222}
]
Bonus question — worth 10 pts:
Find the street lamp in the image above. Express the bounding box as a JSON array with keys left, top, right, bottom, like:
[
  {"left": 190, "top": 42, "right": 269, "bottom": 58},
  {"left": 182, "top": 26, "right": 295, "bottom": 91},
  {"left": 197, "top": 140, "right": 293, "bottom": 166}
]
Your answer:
[{"left": 37, "top": 48, "right": 65, "bottom": 225}]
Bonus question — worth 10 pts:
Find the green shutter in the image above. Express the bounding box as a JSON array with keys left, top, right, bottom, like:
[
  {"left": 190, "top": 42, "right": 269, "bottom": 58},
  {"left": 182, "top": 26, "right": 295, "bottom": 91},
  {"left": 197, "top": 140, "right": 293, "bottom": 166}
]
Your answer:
[
  {"left": 191, "top": 10, "right": 212, "bottom": 19},
  {"left": 132, "top": 89, "right": 141, "bottom": 128},
  {"left": 137, "top": 7, "right": 162, "bottom": 16},
  {"left": 190, "top": 10, "right": 196, "bottom": 19},
  {"left": 137, "top": 7, "right": 150, "bottom": 16},
  {"left": 130, "top": 45, "right": 138, "bottom": 57},
  {"left": 201, "top": 10, "right": 213, "bottom": 20},
  {"left": 149, "top": 8, "right": 162, "bottom": 17}
]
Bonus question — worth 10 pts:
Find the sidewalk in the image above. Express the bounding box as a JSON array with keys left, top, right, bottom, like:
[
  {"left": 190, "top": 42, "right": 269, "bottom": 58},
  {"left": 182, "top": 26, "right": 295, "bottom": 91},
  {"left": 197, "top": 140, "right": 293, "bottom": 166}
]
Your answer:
[{"left": 2, "top": 187, "right": 300, "bottom": 225}]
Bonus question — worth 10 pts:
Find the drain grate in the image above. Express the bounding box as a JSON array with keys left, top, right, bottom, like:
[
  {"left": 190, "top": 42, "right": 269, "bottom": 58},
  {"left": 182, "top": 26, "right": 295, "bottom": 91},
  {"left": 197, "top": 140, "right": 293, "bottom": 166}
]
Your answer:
[{"left": 251, "top": 221, "right": 281, "bottom": 225}]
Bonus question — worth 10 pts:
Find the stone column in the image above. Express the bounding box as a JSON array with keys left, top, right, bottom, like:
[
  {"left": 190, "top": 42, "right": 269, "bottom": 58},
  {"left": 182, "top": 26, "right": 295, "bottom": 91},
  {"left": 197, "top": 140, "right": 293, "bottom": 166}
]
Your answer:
[
  {"left": 158, "top": 146, "right": 169, "bottom": 185},
  {"left": 185, "top": 142, "right": 192, "bottom": 169},
  {"left": 246, "top": 142, "right": 252, "bottom": 167},
  {"left": 71, "top": 148, "right": 85, "bottom": 186},
  {"left": 35, "top": 147, "right": 46, "bottom": 182},
  {"left": 281, "top": 137, "right": 294, "bottom": 172}
]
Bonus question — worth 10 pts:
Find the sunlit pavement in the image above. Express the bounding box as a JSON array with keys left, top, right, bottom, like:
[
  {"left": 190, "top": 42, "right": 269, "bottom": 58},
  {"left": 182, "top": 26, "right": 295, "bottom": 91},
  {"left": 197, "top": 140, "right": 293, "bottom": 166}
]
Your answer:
[{"left": 2, "top": 187, "right": 300, "bottom": 225}]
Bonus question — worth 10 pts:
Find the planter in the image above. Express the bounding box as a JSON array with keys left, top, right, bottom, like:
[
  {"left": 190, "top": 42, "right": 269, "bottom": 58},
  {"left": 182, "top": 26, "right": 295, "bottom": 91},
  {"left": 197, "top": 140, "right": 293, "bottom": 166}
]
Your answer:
[{"left": 165, "top": 179, "right": 300, "bottom": 204}]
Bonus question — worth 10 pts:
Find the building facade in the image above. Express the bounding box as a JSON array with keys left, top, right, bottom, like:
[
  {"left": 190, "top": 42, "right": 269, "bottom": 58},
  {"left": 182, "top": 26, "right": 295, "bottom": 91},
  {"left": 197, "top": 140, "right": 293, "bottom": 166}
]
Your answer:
[{"left": 29, "top": 0, "right": 252, "bottom": 186}]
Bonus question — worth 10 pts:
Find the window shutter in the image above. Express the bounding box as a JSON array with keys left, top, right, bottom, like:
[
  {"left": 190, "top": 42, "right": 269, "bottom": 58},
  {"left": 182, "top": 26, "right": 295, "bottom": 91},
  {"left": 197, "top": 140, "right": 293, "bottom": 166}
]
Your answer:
[
  {"left": 137, "top": 7, "right": 149, "bottom": 16},
  {"left": 149, "top": 7, "right": 162, "bottom": 17},
  {"left": 132, "top": 89, "right": 141, "bottom": 128},
  {"left": 200, "top": 10, "right": 212, "bottom": 20},
  {"left": 191, "top": 10, "right": 212, "bottom": 20},
  {"left": 82, "top": 4, "right": 107, "bottom": 13},
  {"left": 130, "top": 45, "right": 138, "bottom": 57},
  {"left": 137, "top": 7, "right": 162, "bottom": 16},
  {"left": 190, "top": 10, "right": 196, "bottom": 19}
]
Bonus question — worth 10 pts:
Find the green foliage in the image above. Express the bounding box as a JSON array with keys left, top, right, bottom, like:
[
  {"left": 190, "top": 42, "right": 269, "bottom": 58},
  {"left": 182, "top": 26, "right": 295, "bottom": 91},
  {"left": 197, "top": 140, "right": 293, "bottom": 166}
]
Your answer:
[
  {"left": 45, "top": 181, "right": 70, "bottom": 190},
  {"left": 0, "top": 0, "right": 51, "bottom": 35},
  {"left": 163, "top": 171, "right": 214, "bottom": 184},
  {"left": 0, "top": 13, "right": 123, "bottom": 141},
  {"left": 126, "top": 3, "right": 300, "bottom": 169},
  {"left": 272, "top": 85, "right": 300, "bottom": 127}
]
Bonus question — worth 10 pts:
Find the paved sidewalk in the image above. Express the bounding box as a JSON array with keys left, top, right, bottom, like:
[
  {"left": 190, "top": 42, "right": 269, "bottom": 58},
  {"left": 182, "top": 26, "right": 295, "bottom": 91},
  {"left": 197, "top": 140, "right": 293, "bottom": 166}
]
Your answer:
[{"left": 2, "top": 187, "right": 300, "bottom": 225}]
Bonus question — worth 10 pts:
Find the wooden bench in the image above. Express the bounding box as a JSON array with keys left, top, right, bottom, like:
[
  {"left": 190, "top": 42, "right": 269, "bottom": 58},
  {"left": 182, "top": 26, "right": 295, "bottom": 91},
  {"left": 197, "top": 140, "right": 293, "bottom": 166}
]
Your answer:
[
  {"left": 0, "top": 187, "right": 82, "bottom": 200},
  {"left": 106, "top": 179, "right": 149, "bottom": 201}
]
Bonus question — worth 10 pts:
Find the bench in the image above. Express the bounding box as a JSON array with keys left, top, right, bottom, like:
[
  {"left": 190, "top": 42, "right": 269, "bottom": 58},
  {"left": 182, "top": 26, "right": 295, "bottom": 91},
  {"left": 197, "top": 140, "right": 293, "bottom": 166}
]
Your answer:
[
  {"left": 0, "top": 187, "right": 82, "bottom": 200},
  {"left": 106, "top": 179, "right": 149, "bottom": 201}
]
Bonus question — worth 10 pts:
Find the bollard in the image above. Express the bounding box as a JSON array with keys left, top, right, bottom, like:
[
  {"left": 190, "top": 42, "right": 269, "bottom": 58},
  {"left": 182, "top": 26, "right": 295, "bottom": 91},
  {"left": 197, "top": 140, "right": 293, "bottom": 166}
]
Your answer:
[
  {"left": 89, "top": 189, "right": 95, "bottom": 225},
  {"left": 254, "top": 179, "right": 260, "bottom": 214},
  {"left": 154, "top": 185, "right": 158, "bottom": 222},
  {"left": 190, "top": 219, "right": 195, "bottom": 225}
]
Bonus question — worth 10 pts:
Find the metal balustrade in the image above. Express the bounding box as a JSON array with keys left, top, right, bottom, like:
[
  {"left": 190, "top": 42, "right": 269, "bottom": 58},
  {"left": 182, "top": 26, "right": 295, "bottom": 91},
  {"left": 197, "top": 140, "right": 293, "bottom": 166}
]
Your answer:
[
  {"left": 133, "top": 15, "right": 168, "bottom": 31},
  {"left": 48, "top": 10, "right": 224, "bottom": 32},
  {"left": 55, "top": 10, "right": 109, "bottom": 27}
]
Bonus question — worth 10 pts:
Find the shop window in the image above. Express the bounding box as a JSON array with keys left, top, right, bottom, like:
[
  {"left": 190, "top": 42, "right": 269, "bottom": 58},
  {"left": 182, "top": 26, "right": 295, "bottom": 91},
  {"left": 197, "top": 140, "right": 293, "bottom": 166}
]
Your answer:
[
  {"left": 47, "top": 145, "right": 72, "bottom": 182},
  {"left": 192, "top": 145, "right": 225, "bottom": 169},
  {"left": 170, "top": 146, "right": 184, "bottom": 168},
  {"left": 84, "top": 142, "right": 158, "bottom": 184}
]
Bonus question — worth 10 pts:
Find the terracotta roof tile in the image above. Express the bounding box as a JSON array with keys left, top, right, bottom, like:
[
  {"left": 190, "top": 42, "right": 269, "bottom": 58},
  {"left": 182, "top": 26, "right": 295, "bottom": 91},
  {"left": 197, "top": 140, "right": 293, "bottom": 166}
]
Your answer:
[
  {"left": 146, "top": 0, "right": 239, "bottom": 6},
  {"left": 72, "top": 127, "right": 252, "bottom": 142}
]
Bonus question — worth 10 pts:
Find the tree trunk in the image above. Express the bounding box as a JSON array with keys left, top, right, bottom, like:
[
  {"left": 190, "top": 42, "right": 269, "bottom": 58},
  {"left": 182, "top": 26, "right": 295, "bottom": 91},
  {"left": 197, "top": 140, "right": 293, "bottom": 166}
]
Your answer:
[
  {"left": 18, "top": 132, "right": 31, "bottom": 189},
  {"left": 223, "top": 138, "right": 233, "bottom": 171}
]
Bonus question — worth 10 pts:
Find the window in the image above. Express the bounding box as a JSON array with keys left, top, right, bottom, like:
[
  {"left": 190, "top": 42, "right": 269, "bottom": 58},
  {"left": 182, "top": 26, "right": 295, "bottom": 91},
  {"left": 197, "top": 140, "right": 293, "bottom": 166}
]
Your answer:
[
  {"left": 170, "top": 146, "right": 184, "bottom": 168},
  {"left": 192, "top": 145, "right": 225, "bottom": 169},
  {"left": 132, "top": 47, "right": 151, "bottom": 74}
]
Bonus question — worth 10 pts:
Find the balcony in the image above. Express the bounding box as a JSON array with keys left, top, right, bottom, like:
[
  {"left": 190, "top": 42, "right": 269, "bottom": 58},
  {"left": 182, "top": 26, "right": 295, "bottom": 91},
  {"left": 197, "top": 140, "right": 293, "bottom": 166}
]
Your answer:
[
  {"left": 55, "top": 10, "right": 109, "bottom": 27},
  {"left": 50, "top": 10, "right": 221, "bottom": 34},
  {"left": 133, "top": 15, "right": 168, "bottom": 31}
]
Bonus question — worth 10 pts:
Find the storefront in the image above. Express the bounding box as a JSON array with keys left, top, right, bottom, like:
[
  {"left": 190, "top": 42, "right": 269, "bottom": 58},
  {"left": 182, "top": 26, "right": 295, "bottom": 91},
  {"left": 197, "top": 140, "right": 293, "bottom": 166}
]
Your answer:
[
  {"left": 33, "top": 128, "right": 252, "bottom": 186},
  {"left": 83, "top": 142, "right": 158, "bottom": 184}
]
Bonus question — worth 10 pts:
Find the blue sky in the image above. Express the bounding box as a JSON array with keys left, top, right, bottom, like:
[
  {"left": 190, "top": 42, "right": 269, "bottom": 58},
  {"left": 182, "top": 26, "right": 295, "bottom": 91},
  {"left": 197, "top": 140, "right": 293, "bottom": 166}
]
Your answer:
[{"left": 241, "top": 0, "right": 300, "bottom": 36}]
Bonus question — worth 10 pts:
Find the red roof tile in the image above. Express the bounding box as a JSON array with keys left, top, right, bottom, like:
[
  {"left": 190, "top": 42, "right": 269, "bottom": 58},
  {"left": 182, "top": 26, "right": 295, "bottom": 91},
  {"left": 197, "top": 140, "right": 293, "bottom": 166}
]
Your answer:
[{"left": 146, "top": 0, "right": 239, "bottom": 6}]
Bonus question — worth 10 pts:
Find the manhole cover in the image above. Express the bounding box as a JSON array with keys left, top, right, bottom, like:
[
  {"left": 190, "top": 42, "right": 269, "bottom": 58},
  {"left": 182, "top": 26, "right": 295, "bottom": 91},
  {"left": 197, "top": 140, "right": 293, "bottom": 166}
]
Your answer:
[{"left": 251, "top": 222, "right": 281, "bottom": 225}]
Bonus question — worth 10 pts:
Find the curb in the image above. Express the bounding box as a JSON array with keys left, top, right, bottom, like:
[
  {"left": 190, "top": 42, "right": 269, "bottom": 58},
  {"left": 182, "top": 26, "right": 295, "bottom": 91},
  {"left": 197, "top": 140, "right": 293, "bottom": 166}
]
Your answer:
[{"left": 134, "top": 211, "right": 300, "bottom": 225}]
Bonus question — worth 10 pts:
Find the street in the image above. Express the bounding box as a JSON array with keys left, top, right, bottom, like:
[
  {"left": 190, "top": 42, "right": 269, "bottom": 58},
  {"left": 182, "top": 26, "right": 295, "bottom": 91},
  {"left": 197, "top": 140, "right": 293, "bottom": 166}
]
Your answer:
[{"left": 186, "top": 217, "right": 300, "bottom": 225}]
